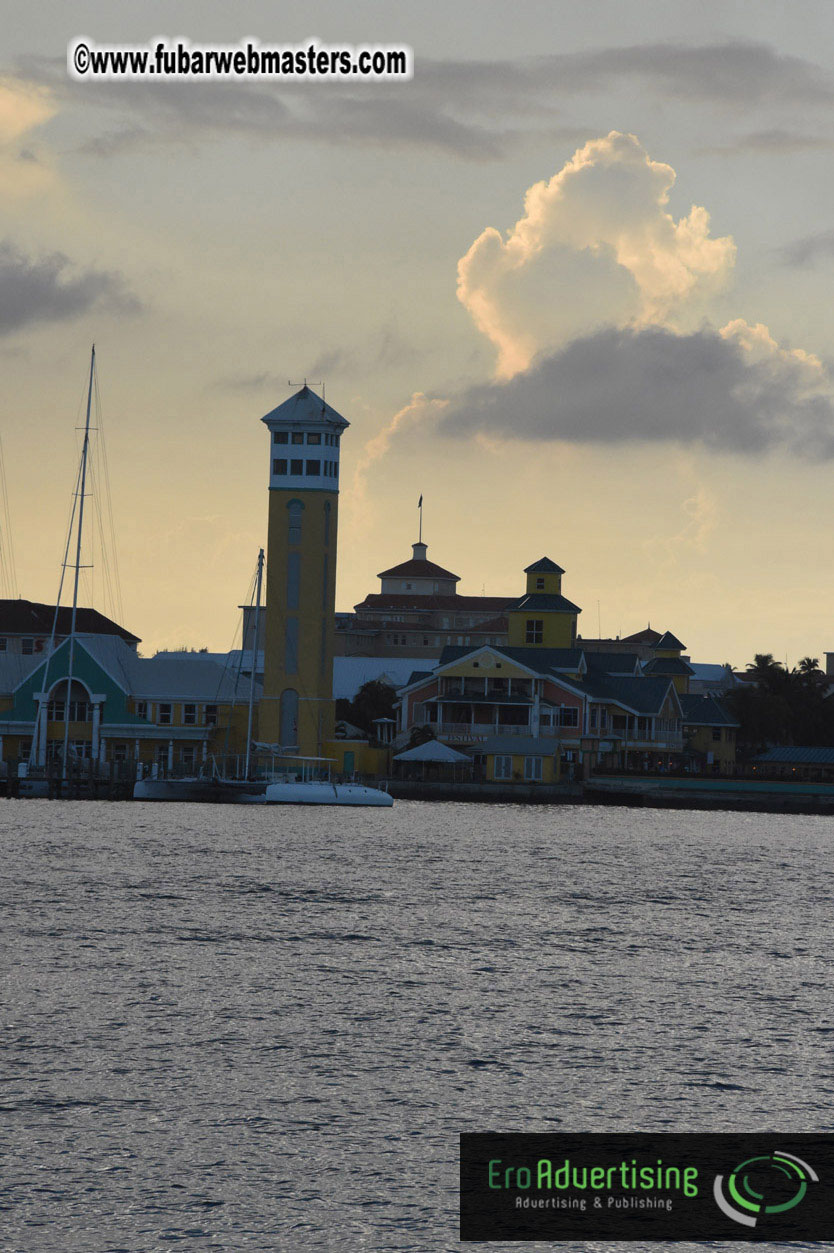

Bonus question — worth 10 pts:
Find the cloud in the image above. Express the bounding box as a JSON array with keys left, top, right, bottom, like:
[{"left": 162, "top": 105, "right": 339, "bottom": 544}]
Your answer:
[
  {"left": 698, "top": 128, "right": 834, "bottom": 156},
  {"left": 457, "top": 132, "right": 736, "bottom": 376},
  {"left": 439, "top": 322, "right": 834, "bottom": 460},
  {"left": 13, "top": 39, "right": 833, "bottom": 161},
  {"left": 0, "top": 75, "right": 57, "bottom": 197},
  {"left": 0, "top": 241, "right": 141, "bottom": 335},
  {"left": 777, "top": 229, "right": 834, "bottom": 268}
]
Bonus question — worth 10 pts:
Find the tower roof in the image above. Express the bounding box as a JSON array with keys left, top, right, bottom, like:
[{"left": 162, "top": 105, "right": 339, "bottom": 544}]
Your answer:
[
  {"left": 261, "top": 385, "right": 349, "bottom": 430},
  {"left": 656, "top": 630, "right": 686, "bottom": 651},
  {"left": 524, "top": 557, "right": 565, "bottom": 574}
]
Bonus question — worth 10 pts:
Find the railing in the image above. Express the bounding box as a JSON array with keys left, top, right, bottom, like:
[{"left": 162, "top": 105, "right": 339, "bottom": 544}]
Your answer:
[{"left": 438, "top": 722, "right": 561, "bottom": 741}]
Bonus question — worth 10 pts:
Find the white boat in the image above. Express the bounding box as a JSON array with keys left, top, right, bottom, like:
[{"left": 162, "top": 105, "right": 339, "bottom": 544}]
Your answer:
[{"left": 258, "top": 780, "right": 392, "bottom": 806}]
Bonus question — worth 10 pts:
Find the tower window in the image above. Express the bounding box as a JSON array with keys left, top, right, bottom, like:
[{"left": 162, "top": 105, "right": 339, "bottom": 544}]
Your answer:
[
  {"left": 273, "top": 431, "right": 288, "bottom": 444},
  {"left": 279, "top": 688, "right": 299, "bottom": 747},
  {"left": 305, "top": 460, "right": 320, "bottom": 475},
  {"left": 291, "top": 432, "right": 304, "bottom": 445},
  {"left": 306, "top": 432, "right": 321, "bottom": 445},
  {"left": 324, "top": 500, "right": 331, "bottom": 546},
  {"left": 285, "top": 619, "right": 299, "bottom": 674},
  {"left": 525, "top": 619, "right": 543, "bottom": 644},
  {"left": 287, "top": 498, "right": 304, "bottom": 544},
  {"left": 273, "top": 459, "right": 287, "bottom": 476},
  {"left": 287, "top": 551, "right": 301, "bottom": 610},
  {"left": 290, "top": 459, "right": 303, "bottom": 476},
  {"left": 535, "top": 577, "right": 545, "bottom": 590}
]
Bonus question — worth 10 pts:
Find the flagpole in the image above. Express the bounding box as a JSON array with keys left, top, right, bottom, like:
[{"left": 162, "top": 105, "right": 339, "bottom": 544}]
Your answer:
[{"left": 418, "top": 494, "right": 423, "bottom": 543}]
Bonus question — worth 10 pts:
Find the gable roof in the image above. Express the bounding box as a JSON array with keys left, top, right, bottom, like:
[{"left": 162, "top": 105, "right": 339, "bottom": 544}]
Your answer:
[
  {"left": 507, "top": 592, "right": 582, "bottom": 614},
  {"left": 581, "top": 674, "right": 682, "bottom": 716},
  {"left": 524, "top": 557, "right": 565, "bottom": 574},
  {"left": 0, "top": 599, "right": 139, "bottom": 644},
  {"left": 642, "top": 656, "right": 695, "bottom": 677},
  {"left": 679, "top": 694, "right": 738, "bottom": 726},
  {"left": 437, "top": 644, "right": 585, "bottom": 675}
]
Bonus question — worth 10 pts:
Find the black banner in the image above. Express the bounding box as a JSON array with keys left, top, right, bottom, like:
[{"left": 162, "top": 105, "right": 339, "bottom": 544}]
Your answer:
[{"left": 460, "top": 1133, "right": 834, "bottom": 1241}]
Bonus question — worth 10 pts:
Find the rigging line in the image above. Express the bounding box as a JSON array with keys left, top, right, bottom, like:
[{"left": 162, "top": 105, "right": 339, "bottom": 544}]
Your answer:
[
  {"left": 218, "top": 560, "right": 259, "bottom": 760},
  {"left": 92, "top": 365, "right": 124, "bottom": 624},
  {"left": 86, "top": 458, "right": 117, "bottom": 623},
  {"left": 0, "top": 436, "right": 18, "bottom": 598}
]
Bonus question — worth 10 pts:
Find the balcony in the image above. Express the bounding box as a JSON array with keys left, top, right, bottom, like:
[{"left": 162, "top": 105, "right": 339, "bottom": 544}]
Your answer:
[{"left": 439, "top": 722, "right": 560, "bottom": 742}]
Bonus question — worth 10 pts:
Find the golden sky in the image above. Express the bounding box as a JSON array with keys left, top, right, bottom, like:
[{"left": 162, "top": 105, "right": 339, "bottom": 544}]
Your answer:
[{"left": 2, "top": 1, "right": 834, "bottom": 668}]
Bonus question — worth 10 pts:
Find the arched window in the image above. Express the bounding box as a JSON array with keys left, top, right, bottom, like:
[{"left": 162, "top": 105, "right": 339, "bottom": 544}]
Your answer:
[
  {"left": 279, "top": 688, "right": 299, "bottom": 748},
  {"left": 287, "top": 498, "right": 304, "bottom": 545}
]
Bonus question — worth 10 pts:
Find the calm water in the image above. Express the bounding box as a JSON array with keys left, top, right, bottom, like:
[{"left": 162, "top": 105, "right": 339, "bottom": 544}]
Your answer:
[{"left": 1, "top": 799, "right": 832, "bottom": 1252}]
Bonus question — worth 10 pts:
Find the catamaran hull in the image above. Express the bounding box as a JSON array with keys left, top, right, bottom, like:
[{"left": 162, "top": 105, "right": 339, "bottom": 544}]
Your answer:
[
  {"left": 259, "top": 782, "right": 393, "bottom": 806},
  {"left": 133, "top": 778, "right": 267, "bottom": 803}
]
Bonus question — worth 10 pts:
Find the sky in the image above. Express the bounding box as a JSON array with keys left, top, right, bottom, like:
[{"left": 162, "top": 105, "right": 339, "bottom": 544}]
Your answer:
[{"left": 2, "top": 0, "right": 834, "bottom": 667}]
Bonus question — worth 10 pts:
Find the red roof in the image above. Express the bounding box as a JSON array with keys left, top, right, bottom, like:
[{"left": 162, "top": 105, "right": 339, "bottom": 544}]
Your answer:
[
  {"left": 622, "top": 626, "right": 662, "bottom": 645},
  {"left": 356, "top": 593, "right": 513, "bottom": 613},
  {"left": 0, "top": 599, "right": 140, "bottom": 643},
  {"left": 377, "top": 558, "right": 460, "bottom": 581}
]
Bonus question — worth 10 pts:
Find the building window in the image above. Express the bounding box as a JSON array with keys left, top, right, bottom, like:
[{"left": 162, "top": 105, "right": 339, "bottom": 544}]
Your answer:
[
  {"left": 306, "top": 432, "right": 321, "bottom": 445},
  {"left": 273, "top": 458, "right": 287, "bottom": 475},
  {"left": 535, "top": 577, "right": 545, "bottom": 590},
  {"left": 136, "top": 700, "right": 148, "bottom": 720},
  {"left": 525, "top": 619, "right": 543, "bottom": 644},
  {"left": 183, "top": 703, "right": 197, "bottom": 725},
  {"left": 204, "top": 704, "right": 217, "bottom": 726},
  {"left": 560, "top": 707, "right": 579, "bottom": 728},
  {"left": 158, "top": 703, "right": 172, "bottom": 725},
  {"left": 273, "top": 431, "right": 288, "bottom": 444},
  {"left": 285, "top": 617, "right": 299, "bottom": 674},
  {"left": 181, "top": 746, "right": 196, "bottom": 766},
  {"left": 156, "top": 745, "right": 168, "bottom": 766},
  {"left": 524, "top": 756, "right": 543, "bottom": 781},
  {"left": 291, "top": 432, "right": 304, "bottom": 445},
  {"left": 290, "top": 459, "right": 303, "bottom": 476},
  {"left": 287, "top": 551, "right": 301, "bottom": 610},
  {"left": 280, "top": 688, "right": 299, "bottom": 747},
  {"left": 113, "top": 743, "right": 127, "bottom": 763},
  {"left": 287, "top": 498, "right": 304, "bottom": 544},
  {"left": 493, "top": 755, "right": 513, "bottom": 780},
  {"left": 305, "top": 460, "right": 320, "bottom": 475},
  {"left": 22, "top": 638, "right": 34, "bottom": 655},
  {"left": 0, "top": 638, "right": 6, "bottom": 652},
  {"left": 712, "top": 728, "right": 722, "bottom": 741}
]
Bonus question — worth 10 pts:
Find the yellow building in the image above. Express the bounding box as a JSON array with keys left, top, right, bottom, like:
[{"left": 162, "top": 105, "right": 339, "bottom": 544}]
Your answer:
[
  {"left": 259, "top": 386, "right": 348, "bottom": 758},
  {"left": 507, "top": 558, "right": 580, "bottom": 649}
]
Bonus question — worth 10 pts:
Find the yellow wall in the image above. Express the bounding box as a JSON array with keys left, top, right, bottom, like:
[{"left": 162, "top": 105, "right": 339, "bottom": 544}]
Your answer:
[
  {"left": 441, "top": 655, "right": 533, "bottom": 680},
  {"left": 685, "top": 725, "right": 737, "bottom": 770},
  {"left": 526, "top": 569, "right": 562, "bottom": 594},
  {"left": 507, "top": 611, "right": 576, "bottom": 649},
  {"left": 324, "top": 738, "right": 389, "bottom": 777},
  {"left": 261, "top": 487, "right": 338, "bottom": 757},
  {"left": 486, "top": 752, "right": 559, "bottom": 783}
]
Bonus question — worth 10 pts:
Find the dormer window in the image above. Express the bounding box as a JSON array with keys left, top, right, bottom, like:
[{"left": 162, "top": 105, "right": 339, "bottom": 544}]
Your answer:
[{"left": 536, "top": 577, "right": 545, "bottom": 590}]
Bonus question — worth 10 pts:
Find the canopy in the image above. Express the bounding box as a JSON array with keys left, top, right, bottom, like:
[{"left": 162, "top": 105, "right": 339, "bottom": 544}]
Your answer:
[{"left": 394, "top": 740, "right": 471, "bottom": 764}]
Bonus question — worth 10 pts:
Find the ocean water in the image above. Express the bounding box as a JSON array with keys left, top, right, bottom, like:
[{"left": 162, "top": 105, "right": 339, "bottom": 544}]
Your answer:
[{"left": 1, "top": 799, "right": 832, "bottom": 1252}]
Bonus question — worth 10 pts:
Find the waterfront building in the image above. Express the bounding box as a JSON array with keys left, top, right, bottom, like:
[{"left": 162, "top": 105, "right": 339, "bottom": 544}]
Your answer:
[
  {"left": 0, "top": 600, "right": 139, "bottom": 655},
  {"left": 396, "top": 558, "right": 737, "bottom": 780},
  {"left": 335, "top": 539, "right": 513, "bottom": 659},
  {"left": 0, "top": 632, "right": 256, "bottom": 772}
]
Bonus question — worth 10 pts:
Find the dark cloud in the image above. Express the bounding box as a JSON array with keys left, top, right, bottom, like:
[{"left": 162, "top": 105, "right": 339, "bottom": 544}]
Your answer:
[
  {"left": 440, "top": 325, "right": 834, "bottom": 460},
  {"left": 698, "top": 128, "right": 834, "bottom": 156},
  {"left": 14, "top": 39, "right": 833, "bottom": 160},
  {"left": 777, "top": 229, "right": 834, "bottom": 268},
  {"left": 0, "top": 240, "right": 140, "bottom": 335}
]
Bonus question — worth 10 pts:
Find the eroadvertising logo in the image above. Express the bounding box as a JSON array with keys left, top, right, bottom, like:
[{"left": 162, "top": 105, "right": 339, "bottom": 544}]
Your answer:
[
  {"left": 460, "top": 1133, "right": 834, "bottom": 1241},
  {"left": 713, "top": 1150, "right": 818, "bottom": 1228}
]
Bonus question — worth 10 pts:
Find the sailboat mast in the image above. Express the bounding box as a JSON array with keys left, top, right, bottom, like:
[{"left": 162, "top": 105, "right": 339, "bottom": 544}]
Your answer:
[
  {"left": 244, "top": 547, "right": 264, "bottom": 778},
  {"left": 62, "top": 345, "right": 95, "bottom": 779}
]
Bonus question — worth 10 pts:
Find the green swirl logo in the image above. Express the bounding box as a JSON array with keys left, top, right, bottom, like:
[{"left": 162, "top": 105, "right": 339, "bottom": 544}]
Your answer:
[{"left": 714, "top": 1151, "right": 818, "bottom": 1227}]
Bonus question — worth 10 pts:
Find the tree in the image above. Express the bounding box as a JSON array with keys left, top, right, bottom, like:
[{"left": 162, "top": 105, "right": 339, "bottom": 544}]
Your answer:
[{"left": 338, "top": 680, "right": 398, "bottom": 738}]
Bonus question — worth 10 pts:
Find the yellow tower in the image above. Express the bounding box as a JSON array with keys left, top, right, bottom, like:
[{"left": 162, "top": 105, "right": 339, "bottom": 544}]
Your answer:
[
  {"left": 260, "top": 385, "right": 349, "bottom": 756},
  {"left": 507, "top": 557, "right": 581, "bottom": 649}
]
